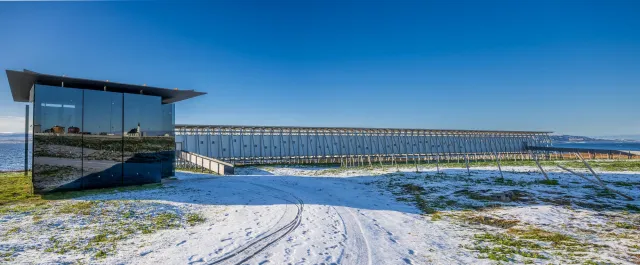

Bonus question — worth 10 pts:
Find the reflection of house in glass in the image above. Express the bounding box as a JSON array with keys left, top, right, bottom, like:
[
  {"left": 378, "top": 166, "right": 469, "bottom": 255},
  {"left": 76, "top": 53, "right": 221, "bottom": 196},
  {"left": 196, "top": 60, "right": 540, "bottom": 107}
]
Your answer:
[
  {"left": 6, "top": 69, "right": 205, "bottom": 193},
  {"left": 125, "top": 123, "right": 142, "bottom": 137}
]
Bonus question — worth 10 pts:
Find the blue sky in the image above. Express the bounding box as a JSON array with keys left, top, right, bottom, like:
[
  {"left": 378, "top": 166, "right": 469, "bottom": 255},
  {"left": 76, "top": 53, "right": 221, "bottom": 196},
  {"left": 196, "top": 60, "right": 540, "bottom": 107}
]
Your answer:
[{"left": 0, "top": 1, "right": 638, "bottom": 136}]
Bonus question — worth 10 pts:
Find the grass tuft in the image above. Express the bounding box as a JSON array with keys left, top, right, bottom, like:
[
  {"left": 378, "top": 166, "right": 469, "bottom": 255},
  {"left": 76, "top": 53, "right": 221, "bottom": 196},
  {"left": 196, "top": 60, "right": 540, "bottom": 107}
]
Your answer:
[
  {"left": 475, "top": 233, "right": 543, "bottom": 249},
  {"left": 507, "top": 227, "right": 576, "bottom": 246},
  {"left": 465, "top": 215, "right": 520, "bottom": 228},
  {"left": 413, "top": 194, "right": 436, "bottom": 214},
  {"left": 401, "top": 183, "right": 425, "bottom": 194},
  {"left": 431, "top": 211, "right": 443, "bottom": 221},
  {"left": 94, "top": 250, "right": 107, "bottom": 259},
  {"left": 186, "top": 213, "right": 206, "bottom": 226},
  {"left": 626, "top": 204, "right": 640, "bottom": 212},
  {"left": 536, "top": 179, "right": 559, "bottom": 185},
  {"left": 472, "top": 233, "right": 547, "bottom": 261},
  {"left": 58, "top": 201, "right": 98, "bottom": 215},
  {"left": 614, "top": 222, "right": 636, "bottom": 229}
]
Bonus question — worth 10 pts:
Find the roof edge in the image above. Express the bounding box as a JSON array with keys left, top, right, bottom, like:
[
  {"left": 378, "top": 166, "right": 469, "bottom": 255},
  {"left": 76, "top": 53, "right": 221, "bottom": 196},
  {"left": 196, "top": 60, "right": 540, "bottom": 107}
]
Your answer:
[
  {"left": 5, "top": 69, "right": 206, "bottom": 104},
  {"left": 175, "top": 124, "right": 553, "bottom": 134}
]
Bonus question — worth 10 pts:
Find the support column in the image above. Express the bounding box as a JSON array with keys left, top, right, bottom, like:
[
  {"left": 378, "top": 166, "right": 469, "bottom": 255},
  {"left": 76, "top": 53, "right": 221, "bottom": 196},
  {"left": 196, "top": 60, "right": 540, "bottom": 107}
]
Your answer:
[{"left": 25, "top": 105, "right": 29, "bottom": 176}]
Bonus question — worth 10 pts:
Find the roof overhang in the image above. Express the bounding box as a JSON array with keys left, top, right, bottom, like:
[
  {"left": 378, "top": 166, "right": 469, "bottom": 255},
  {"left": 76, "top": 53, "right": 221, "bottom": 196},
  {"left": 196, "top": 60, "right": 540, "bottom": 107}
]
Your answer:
[{"left": 6, "top": 69, "right": 206, "bottom": 104}]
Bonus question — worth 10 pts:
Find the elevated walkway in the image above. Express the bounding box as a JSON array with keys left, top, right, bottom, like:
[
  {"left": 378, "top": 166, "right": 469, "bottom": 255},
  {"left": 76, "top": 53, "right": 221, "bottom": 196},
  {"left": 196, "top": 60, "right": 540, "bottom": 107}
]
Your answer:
[{"left": 176, "top": 150, "right": 234, "bottom": 175}]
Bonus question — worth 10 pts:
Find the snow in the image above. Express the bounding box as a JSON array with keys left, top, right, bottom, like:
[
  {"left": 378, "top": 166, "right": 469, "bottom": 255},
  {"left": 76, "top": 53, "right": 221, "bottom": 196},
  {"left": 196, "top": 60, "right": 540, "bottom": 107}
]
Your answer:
[{"left": 1, "top": 165, "right": 640, "bottom": 264}]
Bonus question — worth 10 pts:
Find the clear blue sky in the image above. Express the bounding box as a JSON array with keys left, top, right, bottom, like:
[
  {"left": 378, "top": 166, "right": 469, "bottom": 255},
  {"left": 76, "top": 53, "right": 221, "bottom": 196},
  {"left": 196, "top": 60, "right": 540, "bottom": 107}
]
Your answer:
[{"left": 0, "top": 1, "right": 638, "bottom": 136}]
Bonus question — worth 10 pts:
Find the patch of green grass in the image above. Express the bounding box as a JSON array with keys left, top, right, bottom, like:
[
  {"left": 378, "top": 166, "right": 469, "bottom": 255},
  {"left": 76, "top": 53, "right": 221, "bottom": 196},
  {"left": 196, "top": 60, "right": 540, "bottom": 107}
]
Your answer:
[
  {"left": 472, "top": 232, "right": 550, "bottom": 262},
  {"left": 444, "top": 199, "right": 458, "bottom": 206},
  {"left": 494, "top": 178, "right": 522, "bottom": 186},
  {"left": 0, "top": 201, "right": 51, "bottom": 215},
  {"left": 464, "top": 215, "right": 520, "bottom": 229},
  {"left": 186, "top": 213, "right": 206, "bottom": 226},
  {"left": 472, "top": 233, "right": 548, "bottom": 261},
  {"left": 151, "top": 212, "right": 180, "bottom": 230},
  {"left": 595, "top": 189, "right": 617, "bottom": 199},
  {"left": 583, "top": 260, "right": 613, "bottom": 265},
  {"left": 0, "top": 249, "right": 14, "bottom": 262},
  {"left": 58, "top": 201, "right": 98, "bottom": 215},
  {"left": 573, "top": 201, "right": 609, "bottom": 211},
  {"left": 605, "top": 232, "right": 633, "bottom": 239},
  {"left": 475, "top": 233, "right": 543, "bottom": 250},
  {"left": 455, "top": 189, "right": 529, "bottom": 202},
  {"left": 626, "top": 204, "right": 640, "bottom": 212},
  {"left": 90, "top": 233, "right": 109, "bottom": 244},
  {"left": 0, "top": 171, "right": 39, "bottom": 205},
  {"left": 414, "top": 194, "right": 437, "bottom": 214},
  {"left": 611, "top": 181, "right": 636, "bottom": 187},
  {"left": 45, "top": 236, "right": 80, "bottom": 254},
  {"left": 474, "top": 245, "right": 547, "bottom": 262},
  {"left": 537, "top": 179, "right": 559, "bottom": 185},
  {"left": 401, "top": 183, "right": 425, "bottom": 194},
  {"left": 94, "top": 250, "right": 107, "bottom": 259},
  {"left": 43, "top": 183, "right": 162, "bottom": 201},
  {"left": 122, "top": 210, "right": 133, "bottom": 218},
  {"left": 140, "top": 226, "right": 154, "bottom": 234},
  {"left": 614, "top": 222, "right": 636, "bottom": 229},
  {"left": 548, "top": 160, "right": 640, "bottom": 172},
  {"left": 4, "top": 227, "right": 20, "bottom": 236},
  {"left": 507, "top": 227, "right": 576, "bottom": 246}
]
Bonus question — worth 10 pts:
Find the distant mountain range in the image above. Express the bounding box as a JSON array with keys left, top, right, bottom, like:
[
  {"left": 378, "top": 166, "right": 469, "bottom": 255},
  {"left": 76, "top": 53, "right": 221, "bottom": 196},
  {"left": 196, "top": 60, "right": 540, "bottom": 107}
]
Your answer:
[{"left": 550, "top": 134, "right": 639, "bottom": 143}]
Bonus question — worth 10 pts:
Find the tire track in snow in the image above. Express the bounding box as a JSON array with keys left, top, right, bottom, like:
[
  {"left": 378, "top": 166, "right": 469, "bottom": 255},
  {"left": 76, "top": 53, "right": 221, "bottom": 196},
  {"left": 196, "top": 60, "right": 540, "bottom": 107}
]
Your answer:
[
  {"left": 269, "top": 178, "right": 374, "bottom": 265},
  {"left": 208, "top": 181, "right": 304, "bottom": 265},
  {"left": 336, "top": 207, "right": 372, "bottom": 265}
]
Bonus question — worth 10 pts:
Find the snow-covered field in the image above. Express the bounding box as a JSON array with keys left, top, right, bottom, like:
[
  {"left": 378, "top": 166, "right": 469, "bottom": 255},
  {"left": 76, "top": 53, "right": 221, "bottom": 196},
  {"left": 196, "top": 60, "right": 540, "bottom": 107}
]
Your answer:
[{"left": 1, "top": 164, "right": 640, "bottom": 264}]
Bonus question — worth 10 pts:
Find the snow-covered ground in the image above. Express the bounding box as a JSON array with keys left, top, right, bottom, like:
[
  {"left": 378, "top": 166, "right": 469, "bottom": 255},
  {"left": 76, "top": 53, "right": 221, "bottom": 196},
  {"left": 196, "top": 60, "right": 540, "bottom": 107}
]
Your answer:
[{"left": 1, "top": 164, "right": 640, "bottom": 264}]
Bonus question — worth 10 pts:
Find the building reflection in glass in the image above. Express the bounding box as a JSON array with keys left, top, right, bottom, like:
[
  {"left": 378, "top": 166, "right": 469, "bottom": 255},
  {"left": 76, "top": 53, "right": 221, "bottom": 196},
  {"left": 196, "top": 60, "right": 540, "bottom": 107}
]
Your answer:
[
  {"left": 82, "top": 90, "right": 124, "bottom": 189},
  {"left": 123, "top": 93, "right": 163, "bottom": 185},
  {"left": 33, "top": 85, "right": 83, "bottom": 192},
  {"left": 32, "top": 85, "right": 175, "bottom": 193}
]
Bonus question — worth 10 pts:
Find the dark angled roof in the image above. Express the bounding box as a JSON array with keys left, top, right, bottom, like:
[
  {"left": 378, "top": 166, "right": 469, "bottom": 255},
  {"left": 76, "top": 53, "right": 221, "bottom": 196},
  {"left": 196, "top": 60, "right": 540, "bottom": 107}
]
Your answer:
[{"left": 6, "top": 69, "right": 206, "bottom": 104}]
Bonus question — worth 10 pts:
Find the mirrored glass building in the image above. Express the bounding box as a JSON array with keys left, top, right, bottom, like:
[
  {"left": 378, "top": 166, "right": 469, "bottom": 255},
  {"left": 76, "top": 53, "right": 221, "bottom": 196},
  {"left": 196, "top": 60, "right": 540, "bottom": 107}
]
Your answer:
[{"left": 6, "top": 69, "right": 205, "bottom": 193}]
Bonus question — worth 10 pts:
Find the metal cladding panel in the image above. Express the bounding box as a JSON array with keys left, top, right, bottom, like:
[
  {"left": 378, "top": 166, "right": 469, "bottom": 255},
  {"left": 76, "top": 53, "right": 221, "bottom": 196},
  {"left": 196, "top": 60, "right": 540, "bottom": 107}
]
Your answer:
[{"left": 174, "top": 125, "right": 551, "bottom": 163}]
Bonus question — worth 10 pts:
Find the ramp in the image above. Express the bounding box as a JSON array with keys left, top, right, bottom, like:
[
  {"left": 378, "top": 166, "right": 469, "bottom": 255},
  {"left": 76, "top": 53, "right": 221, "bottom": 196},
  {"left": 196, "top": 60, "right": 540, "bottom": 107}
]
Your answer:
[{"left": 177, "top": 150, "right": 234, "bottom": 175}]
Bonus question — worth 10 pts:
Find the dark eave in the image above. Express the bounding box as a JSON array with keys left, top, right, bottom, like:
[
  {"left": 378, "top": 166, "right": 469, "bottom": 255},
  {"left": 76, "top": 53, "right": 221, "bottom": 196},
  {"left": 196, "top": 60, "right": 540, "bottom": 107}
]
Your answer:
[{"left": 6, "top": 69, "right": 206, "bottom": 104}]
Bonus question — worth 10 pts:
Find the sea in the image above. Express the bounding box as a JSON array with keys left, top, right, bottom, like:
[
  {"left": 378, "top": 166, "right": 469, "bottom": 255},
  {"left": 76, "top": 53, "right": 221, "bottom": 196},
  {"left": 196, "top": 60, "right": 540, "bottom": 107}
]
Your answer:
[
  {"left": 553, "top": 142, "right": 640, "bottom": 152},
  {"left": 0, "top": 133, "right": 638, "bottom": 172},
  {"left": 0, "top": 133, "right": 32, "bottom": 171}
]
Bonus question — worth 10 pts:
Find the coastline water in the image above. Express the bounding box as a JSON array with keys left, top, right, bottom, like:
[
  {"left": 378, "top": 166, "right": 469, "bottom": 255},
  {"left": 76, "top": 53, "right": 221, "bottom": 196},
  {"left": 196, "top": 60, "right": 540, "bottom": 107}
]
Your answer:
[
  {"left": 0, "top": 133, "right": 32, "bottom": 171},
  {"left": 553, "top": 142, "right": 640, "bottom": 152}
]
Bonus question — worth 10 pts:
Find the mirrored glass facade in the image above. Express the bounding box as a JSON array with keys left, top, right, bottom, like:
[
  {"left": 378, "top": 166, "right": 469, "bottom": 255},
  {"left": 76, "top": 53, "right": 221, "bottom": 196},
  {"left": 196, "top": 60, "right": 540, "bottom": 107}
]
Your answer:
[
  {"left": 82, "top": 90, "right": 124, "bottom": 189},
  {"left": 33, "top": 85, "right": 83, "bottom": 192},
  {"left": 32, "top": 84, "right": 175, "bottom": 193}
]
